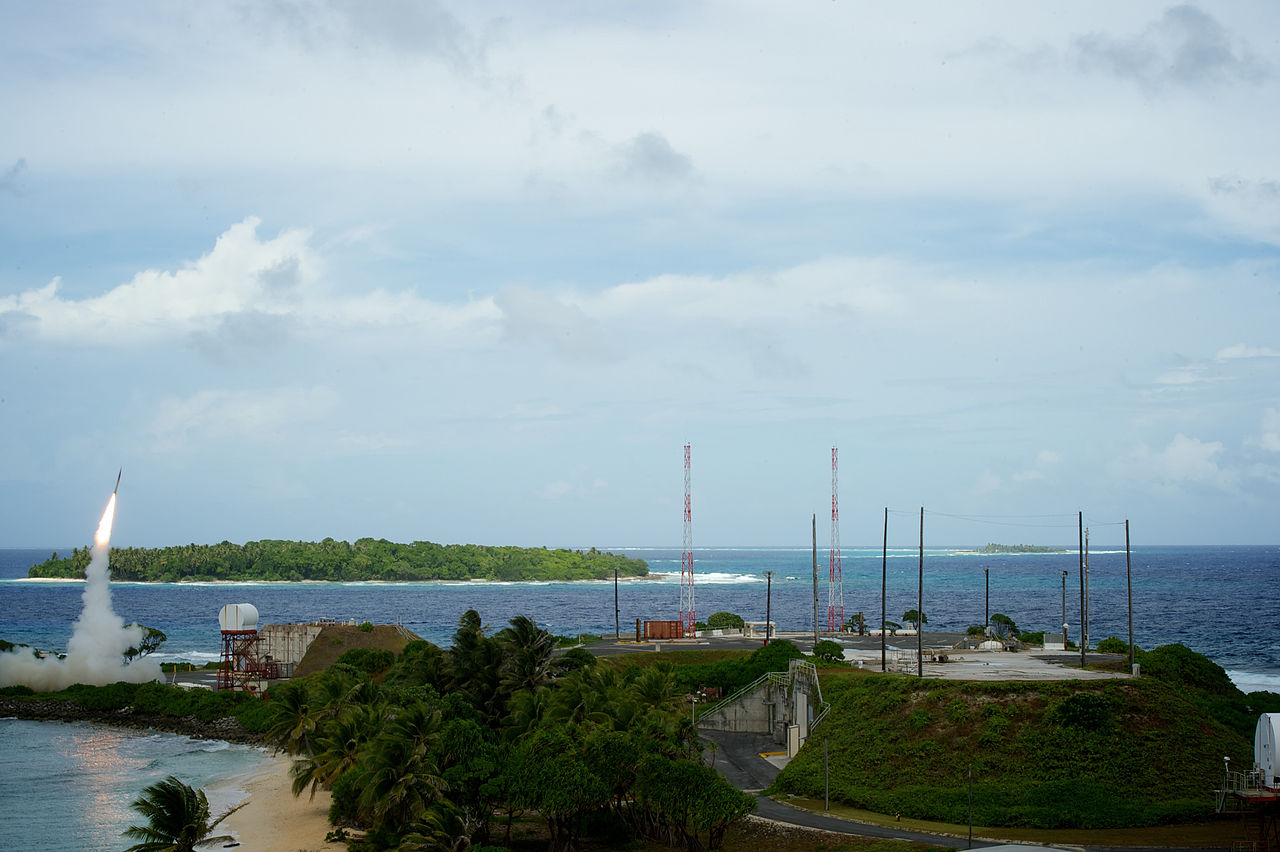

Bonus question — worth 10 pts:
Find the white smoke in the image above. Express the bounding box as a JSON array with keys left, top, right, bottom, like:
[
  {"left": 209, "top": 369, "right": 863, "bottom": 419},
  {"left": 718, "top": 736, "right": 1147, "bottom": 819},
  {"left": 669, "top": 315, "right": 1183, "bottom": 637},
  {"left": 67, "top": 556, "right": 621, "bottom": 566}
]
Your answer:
[{"left": 0, "top": 493, "right": 162, "bottom": 691}]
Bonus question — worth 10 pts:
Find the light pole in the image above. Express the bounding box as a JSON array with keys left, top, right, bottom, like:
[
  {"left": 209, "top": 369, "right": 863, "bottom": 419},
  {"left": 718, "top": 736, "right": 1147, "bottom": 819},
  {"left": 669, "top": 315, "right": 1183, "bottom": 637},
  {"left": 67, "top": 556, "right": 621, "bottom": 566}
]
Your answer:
[
  {"left": 984, "top": 566, "right": 989, "bottom": 629},
  {"left": 1061, "top": 570, "right": 1068, "bottom": 649},
  {"left": 764, "top": 570, "right": 774, "bottom": 646}
]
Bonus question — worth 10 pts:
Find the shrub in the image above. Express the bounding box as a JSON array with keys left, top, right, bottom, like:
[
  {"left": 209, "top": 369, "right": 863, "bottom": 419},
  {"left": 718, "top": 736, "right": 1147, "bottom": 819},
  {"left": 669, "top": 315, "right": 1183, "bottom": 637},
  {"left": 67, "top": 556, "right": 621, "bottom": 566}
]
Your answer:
[
  {"left": 1048, "top": 692, "right": 1114, "bottom": 732},
  {"left": 966, "top": 624, "right": 986, "bottom": 636},
  {"left": 358, "top": 621, "right": 374, "bottom": 633},
  {"left": 335, "top": 647, "right": 395, "bottom": 675},
  {"left": 1096, "top": 636, "right": 1129, "bottom": 654},
  {"left": 706, "top": 611, "right": 744, "bottom": 630},
  {"left": 812, "top": 640, "right": 844, "bottom": 664},
  {"left": 557, "top": 647, "right": 596, "bottom": 672},
  {"left": 0, "top": 684, "right": 35, "bottom": 697}
]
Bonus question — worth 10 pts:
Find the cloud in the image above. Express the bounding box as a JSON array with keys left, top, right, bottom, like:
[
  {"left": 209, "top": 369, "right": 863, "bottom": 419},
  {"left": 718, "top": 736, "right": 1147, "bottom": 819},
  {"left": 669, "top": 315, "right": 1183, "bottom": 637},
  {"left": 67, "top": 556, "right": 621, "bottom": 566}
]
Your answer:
[
  {"left": 536, "top": 477, "right": 608, "bottom": 501},
  {"left": 1116, "top": 433, "right": 1235, "bottom": 491},
  {"left": 1072, "top": 4, "right": 1267, "bottom": 91},
  {"left": 1216, "top": 343, "right": 1280, "bottom": 361},
  {"left": 1256, "top": 408, "right": 1280, "bottom": 453},
  {"left": 0, "top": 218, "right": 499, "bottom": 347},
  {"left": 1206, "top": 176, "right": 1280, "bottom": 243},
  {"left": 150, "top": 386, "right": 340, "bottom": 449},
  {"left": 0, "top": 158, "right": 26, "bottom": 196},
  {"left": 248, "top": 0, "right": 482, "bottom": 70},
  {"left": 613, "top": 132, "right": 694, "bottom": 183},
  {"left": 495, "top": 286, "right": 618, "bottom": 362}
]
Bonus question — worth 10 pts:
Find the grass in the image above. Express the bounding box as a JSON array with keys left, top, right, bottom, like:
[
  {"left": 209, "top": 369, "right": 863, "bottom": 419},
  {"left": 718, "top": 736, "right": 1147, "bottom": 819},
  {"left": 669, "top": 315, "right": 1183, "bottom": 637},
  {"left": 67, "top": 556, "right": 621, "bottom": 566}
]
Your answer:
[
  {"left": 596, "top": 648, "right": 754, "bottom": 670},
  {"left": 772, "top": 671, "right": 1251, "bottom": 829},
  {"left": 292, "top": 624, "right": 420, "bottom": 678},
  {"left": 778, "top": 795, "right": 1247, "bottom": 848}
]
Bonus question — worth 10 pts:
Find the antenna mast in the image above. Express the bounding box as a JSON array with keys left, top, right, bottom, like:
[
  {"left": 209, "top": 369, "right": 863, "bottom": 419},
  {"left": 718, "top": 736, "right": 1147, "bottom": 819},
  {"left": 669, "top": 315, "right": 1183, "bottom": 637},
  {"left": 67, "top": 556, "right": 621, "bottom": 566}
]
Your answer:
[
  {"left": 828, "top": 446, "right": 844, "bottom": 631},
  {"left": 681, "top": 443, "right": 695, "bottom": 637}
]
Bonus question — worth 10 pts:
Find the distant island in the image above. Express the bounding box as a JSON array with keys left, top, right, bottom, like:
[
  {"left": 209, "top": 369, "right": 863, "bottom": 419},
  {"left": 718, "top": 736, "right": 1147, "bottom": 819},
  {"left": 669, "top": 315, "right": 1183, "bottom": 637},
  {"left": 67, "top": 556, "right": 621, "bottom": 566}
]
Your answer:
[
  {"left": 978, "top": 543, "right": 1068, "bottom": 554},
  {"left": 26, "top": 538, "right": 648, "bottom": 583}
]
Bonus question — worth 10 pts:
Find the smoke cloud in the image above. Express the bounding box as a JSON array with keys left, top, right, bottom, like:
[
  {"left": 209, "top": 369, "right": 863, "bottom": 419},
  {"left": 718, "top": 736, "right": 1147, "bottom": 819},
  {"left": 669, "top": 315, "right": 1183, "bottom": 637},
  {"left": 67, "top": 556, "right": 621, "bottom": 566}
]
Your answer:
[{"left": 0, "top": 493, "right": 163, "bottom": 691}]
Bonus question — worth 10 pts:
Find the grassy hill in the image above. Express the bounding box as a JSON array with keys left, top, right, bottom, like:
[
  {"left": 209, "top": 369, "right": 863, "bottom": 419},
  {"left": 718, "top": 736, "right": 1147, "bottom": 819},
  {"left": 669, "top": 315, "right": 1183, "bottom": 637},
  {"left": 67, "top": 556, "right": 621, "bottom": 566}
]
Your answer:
[
  {"left": 772, "top": 671, "right": 1250, "bottom": 829},
  {"left": 292, "top": 624, "right": 420, "bottom": 678}
]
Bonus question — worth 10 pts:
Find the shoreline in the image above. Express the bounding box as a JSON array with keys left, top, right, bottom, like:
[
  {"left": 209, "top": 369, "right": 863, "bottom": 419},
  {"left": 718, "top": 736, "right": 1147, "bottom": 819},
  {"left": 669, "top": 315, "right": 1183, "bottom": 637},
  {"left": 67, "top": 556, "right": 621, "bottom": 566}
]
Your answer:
[
  {"left": 211, "top": 752, "right": 345, "bottom": 852},
  {"left": 11, "top": 572, "right": 668, "bottom": 585}
]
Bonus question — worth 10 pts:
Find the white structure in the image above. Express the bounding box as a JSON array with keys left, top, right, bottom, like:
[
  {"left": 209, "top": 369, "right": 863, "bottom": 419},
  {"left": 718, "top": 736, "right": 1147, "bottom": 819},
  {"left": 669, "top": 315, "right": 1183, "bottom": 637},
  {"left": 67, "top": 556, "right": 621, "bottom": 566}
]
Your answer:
[
  {"left": 1257, "top": 713, "right": 1279, "bottom": 788},
  {"left": 218, "top": 603, "right": 259, "bottom": 632}
]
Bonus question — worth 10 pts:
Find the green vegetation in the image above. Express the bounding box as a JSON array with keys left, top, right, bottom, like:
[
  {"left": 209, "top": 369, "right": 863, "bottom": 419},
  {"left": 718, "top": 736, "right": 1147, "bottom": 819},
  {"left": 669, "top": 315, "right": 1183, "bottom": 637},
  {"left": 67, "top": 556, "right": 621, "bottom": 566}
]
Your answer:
[
  {"left": 774, "top": 643, "right": 1280, "bottom": 829},
  {"left": 123, "top": 775, "right": 245, "bottom": 852},
  {"left": 706, "top": 611, "right": 745, "bottom": 630},
  {"left": 262, "top": 609, "right": 754, "bottom": 850},
  {"left": 1096, "top": 636, "right": 1130, "bottom": 655},
  {"left": 812, "top": 640, "right": 845, "bottom": 664},
  {"left": 901, "top": 609, "right": 927, "bottom": 630},
  {"left": 123, "top": 624, "right": 167, "bottom": 662},
  {"left": 27, "top": 539, "right": 648, "bottom": 583},
  {"left": 977, "top": 543, "right": 1067, "bottom": 554},
  {"left": 2, "top": 679, "right": 276, "bottom": 732}
]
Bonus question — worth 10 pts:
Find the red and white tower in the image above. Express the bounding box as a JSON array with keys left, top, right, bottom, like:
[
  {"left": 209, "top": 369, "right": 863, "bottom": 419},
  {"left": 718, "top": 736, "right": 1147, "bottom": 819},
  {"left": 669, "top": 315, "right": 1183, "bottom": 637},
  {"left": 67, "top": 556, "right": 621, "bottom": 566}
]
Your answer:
[
  {"left": 827, "top": 447, "right": 845, "bottom": 632},
  {"left": 681, "top": 443, "right": 695, "bottom": 637}
]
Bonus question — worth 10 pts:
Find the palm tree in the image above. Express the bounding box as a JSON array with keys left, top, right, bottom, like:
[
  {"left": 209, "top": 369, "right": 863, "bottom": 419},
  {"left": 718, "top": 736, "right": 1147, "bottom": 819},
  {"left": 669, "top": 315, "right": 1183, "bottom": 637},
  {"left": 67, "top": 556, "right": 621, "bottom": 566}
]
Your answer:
[
  {"left": 264, "top": 684, "right": 321, "bottom": 756},
  {"left": 497, "top": 615, "right": 557, "bottom": 693},
  {"left": 122, "top": 775, "right": 245, "bottom": 852}
]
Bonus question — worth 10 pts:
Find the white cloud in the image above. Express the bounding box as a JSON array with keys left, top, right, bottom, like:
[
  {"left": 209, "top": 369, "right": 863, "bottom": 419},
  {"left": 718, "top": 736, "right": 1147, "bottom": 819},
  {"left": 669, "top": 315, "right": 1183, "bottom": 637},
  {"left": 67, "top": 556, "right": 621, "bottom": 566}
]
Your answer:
[
  {"left": 0, "top": 218, "right": 500, "bottom": 347},
  {"left": 1116, "top": 433, "right": 1235, "bottom": 491},
  {"left": 536, "top": 477, "right": 607, "bottom": 501},
  {"left": 1216, "top": 343, "right": 1280, "bottom": 361},
  {"left": 150, "top": 386, "right": 340, "bottom": 449},
  {"left": 1257, "top": 408, "right": 1280, "bottom": 453}
]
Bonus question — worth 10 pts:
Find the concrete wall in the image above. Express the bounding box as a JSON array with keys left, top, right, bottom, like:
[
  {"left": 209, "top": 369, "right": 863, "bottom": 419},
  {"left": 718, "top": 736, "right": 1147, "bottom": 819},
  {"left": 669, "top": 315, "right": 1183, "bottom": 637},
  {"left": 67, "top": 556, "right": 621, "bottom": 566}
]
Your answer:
[{"left": 259, "top": 623, "right": 325, "bottom": 668}]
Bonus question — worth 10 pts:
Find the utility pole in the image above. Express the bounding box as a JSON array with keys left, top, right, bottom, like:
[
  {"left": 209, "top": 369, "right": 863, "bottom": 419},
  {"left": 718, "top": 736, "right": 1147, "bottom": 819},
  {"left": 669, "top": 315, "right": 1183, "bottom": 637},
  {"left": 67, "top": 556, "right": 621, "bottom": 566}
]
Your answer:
[
  {"left": 917, "top": 507, "right": 924, "bottom": 679},
  {"left": 812, "top": 513, "right": 819, "bottom": 647},
  {"left": 984, "top": 566, "right": 989, "bottom": 628},
  {"left": 882, "top": 507, "right": 887, "bottom": 672},
  {"left": 614, "top": 567, "right": 620, "bottom": 639},
  {"left": 764, "top": 570, "right": 774, "bottom": 646},
  {"left": 1126, "top": 519, "right": 1134, "bottom": 673},
  {"left": 1078, "top": 511, "right": 1086, "bottom": 669},
  {"left": 1061, "top": 570, "right": 1068, "bottom": 649}
]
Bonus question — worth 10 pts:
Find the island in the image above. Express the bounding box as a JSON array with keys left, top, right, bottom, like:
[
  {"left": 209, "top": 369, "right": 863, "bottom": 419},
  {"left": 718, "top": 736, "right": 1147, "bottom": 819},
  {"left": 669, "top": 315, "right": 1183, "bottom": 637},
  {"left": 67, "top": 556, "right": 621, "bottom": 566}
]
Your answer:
[
  {"left": 26, "top": 538, "right": 648, "bottom": 583},
  {"left": 977, "top": 542, "right": 1068, "bottom": 554}
]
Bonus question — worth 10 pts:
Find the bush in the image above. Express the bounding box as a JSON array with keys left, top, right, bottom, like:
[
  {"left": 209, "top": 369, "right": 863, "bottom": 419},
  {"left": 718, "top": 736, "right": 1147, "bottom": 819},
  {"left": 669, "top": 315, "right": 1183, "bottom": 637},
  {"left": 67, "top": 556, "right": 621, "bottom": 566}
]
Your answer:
[
  {"left": 0, "top": 684, "right": 35, "bottom": 697},
  {"left": 966, "top": 624, "right": 986, "bottom": 636},
  {"left": 812, "top": 640, "right": 844, "bottom": 664},
  {"left": 335, "top": 647, "right": 395, "bottom": 675},
  {"left": 557, "top": 647, "right": 596, "bottom": 672},
  {"left": 1096, "top": 636, "right": 1129, "bottom": 654},
  {"left": 706, "top": 611, "right": 744, "bottom": 630},
  {"left": 358, "top": 621, "right": 374, "bottom": 633}
]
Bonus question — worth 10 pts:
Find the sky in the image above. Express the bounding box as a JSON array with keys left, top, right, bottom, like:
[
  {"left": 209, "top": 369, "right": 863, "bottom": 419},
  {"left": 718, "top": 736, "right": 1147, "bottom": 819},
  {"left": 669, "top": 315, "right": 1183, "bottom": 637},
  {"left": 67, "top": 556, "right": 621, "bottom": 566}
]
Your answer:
[{"left": 2, "top": 1, "right": 1279, "bottom": 549}]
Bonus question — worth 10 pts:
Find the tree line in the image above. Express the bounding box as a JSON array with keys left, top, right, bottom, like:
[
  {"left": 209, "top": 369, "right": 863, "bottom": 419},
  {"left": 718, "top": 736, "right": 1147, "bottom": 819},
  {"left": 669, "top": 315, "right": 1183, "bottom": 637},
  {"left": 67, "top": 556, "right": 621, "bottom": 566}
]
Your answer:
[
  {"left": 28, "top": 539, "right": 648, "bottom": 583},
  {"left": 260, "top": 610, "right": 756, "bottom": 851}
]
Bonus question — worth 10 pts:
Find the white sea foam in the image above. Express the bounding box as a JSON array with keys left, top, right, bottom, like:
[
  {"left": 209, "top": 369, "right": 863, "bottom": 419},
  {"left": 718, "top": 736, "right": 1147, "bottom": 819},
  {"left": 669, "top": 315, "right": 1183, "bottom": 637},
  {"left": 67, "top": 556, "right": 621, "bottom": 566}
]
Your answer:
[{"left": 1227, "top": 669, "right": 1280, "bottom": 695}]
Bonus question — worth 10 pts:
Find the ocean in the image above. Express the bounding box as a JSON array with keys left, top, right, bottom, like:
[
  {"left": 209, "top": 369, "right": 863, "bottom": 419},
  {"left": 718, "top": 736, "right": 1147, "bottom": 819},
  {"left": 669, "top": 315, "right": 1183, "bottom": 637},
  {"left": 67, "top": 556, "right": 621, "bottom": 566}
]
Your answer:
[{"left": 2, "top": 543, "right": 1278, "bottom": 847}]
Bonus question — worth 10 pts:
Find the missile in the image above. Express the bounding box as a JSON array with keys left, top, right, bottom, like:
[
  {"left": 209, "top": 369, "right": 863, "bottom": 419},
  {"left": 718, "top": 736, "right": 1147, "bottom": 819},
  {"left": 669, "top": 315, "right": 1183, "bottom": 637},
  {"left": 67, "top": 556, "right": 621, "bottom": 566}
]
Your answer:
[{"left": 114, "top": 468, "right": 122, "bottom": 495}]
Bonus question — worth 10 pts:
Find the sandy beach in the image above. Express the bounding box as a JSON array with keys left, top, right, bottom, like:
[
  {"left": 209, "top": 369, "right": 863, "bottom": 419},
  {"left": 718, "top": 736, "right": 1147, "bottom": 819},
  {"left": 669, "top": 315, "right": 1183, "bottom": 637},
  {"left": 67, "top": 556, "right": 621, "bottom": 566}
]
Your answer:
[{"left": 215, "top": 754, "right": 345, "bottom": 852}]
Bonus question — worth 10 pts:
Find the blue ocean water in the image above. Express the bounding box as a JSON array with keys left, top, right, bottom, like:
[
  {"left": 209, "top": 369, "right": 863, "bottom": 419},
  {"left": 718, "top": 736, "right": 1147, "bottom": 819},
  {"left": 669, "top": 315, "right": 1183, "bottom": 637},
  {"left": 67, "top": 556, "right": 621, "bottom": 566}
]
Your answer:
[
  {"left": 0, "top": 718, "right": 269, "bottom": 851},
  {"left": 2, "top": 544, "right": 1277, "bottom": 688},
  {"left": 1, "top": 543, "right": 1277, "bottom": 849}
]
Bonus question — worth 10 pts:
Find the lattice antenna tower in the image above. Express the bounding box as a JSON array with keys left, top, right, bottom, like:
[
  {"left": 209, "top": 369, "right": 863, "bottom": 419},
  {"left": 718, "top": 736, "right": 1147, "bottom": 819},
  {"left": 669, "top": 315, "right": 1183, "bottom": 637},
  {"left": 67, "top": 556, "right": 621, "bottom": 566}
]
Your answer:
[
  {"left": 828, "top": 446, "right": 845, "bottom": 632},
  {"left": 681, "top": 443, "right": 695, "bottom": 637}
]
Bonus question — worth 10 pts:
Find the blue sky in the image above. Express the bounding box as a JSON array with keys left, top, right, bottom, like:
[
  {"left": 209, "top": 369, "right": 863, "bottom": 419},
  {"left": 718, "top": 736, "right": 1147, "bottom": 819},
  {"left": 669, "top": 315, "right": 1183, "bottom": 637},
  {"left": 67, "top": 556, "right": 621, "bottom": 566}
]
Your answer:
[{"left": 2, "top": 2, "right": 1279, "bottom": 548}]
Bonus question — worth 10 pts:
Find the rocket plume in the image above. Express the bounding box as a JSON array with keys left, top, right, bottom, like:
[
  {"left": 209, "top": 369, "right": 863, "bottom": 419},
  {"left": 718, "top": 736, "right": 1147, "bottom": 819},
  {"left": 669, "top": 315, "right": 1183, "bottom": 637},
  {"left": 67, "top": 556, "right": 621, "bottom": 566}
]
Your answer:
[{"left": 0, "top": 482, "right": 161, "bottom": 691}]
